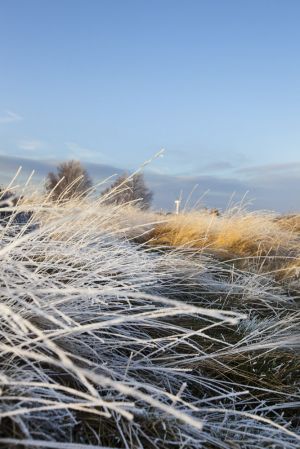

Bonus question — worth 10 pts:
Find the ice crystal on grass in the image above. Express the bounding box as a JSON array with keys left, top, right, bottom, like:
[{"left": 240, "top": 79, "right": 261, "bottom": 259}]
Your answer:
[{"left": 0, "top": 180, "right": 299, "bottom": 448}]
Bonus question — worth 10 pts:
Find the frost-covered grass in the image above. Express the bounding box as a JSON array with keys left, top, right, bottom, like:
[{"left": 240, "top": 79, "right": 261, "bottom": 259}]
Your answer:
[{"left": 0, "top": 185, "right": 299, "bottom": 449}]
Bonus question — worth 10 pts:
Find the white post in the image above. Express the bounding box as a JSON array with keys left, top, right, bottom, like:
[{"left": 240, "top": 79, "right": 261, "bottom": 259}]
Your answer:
[{"left": 174, "top": 199, "right": 181, "bottom": 215}]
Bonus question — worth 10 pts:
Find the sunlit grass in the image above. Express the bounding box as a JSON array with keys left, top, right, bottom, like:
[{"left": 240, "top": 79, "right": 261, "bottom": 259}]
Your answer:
[{"left": 0, "top": 181, "right": 299, "bottom": 449}]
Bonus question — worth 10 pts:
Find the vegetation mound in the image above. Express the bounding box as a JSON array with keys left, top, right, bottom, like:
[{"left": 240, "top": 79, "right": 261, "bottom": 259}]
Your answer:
[{"left": 0, "top": 185, "right": 299, "bottom": 449}]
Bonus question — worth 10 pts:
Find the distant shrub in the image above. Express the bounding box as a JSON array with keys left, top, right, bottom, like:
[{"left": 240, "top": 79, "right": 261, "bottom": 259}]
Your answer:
[
  {"left": 0, "top": 188, "right": 34, "bottom": 228},
  {"left": 45, "top": 160, "right": 93, "bottom": 201},
  {"left": 101, "top": 172, "right": 153, "bottom": 210}
]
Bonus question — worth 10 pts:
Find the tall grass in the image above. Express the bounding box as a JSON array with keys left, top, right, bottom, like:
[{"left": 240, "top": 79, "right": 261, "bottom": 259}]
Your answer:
[
  {"left": 145, "top": 209, "right": 300, "bottom": 276},
  {"left": 0, "top": 183, "right": 299, "bottom": 448}
]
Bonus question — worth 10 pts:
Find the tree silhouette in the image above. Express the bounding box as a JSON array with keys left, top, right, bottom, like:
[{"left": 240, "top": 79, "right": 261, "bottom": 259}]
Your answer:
[
  {"left": 101, "top": 173, "right": 153, "bottom": 210},
  {"left": 45, "top": 160, "right": 92, "bottom": 201}
]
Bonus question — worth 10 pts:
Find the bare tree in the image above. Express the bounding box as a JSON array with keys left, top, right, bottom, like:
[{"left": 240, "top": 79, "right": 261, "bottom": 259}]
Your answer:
[
  {"left": 45, "top": 160, "right": 93, "bottom": 201},
  {"left": 101, "top": 173, "right": 153, "bottom": 210}
]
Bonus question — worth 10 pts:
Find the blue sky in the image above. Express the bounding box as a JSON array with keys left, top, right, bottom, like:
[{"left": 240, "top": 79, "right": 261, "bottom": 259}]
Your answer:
[{"left": 0, "top": 0, "right": 299, "bottom": 210}]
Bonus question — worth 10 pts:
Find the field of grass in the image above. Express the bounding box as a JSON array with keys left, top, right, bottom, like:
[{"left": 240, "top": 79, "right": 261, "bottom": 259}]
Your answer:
[{"left": 0, "top": 184, "right": 299, "bottom": 449}]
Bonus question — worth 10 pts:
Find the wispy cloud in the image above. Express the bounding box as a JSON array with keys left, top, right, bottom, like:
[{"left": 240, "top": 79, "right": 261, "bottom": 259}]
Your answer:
[
  {"left": 18, "top": 139, "right": 43, "bottom": 151},
  {"left": 237, "top": 162, "right": 300, "bottom": 176},
  {"left": 0, "top": 110, "right": 23, "bottom": 124},
  {"left": 203, "top": 161, "right": 234, "bottom": 171},
  {"left": 65, "top": 141, "right": 106, "bottom": 161}
]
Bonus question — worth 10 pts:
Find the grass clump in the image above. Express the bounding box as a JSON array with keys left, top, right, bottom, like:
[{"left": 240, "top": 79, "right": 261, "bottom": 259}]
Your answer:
[
  {"left": 146, "top": 209, "right": 300, "bottom": 275},
  {"left": 0, "top": 182, "right": 299, "bottom": 449}
]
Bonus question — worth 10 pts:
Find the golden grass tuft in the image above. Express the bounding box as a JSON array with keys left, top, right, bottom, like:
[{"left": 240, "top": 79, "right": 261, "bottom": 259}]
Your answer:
[
  {"left": 146, "top": 210, "right": 300, "bottom": 273},
  {"left": 275, "top": 213, "right": 300, "bottom": 233}
]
